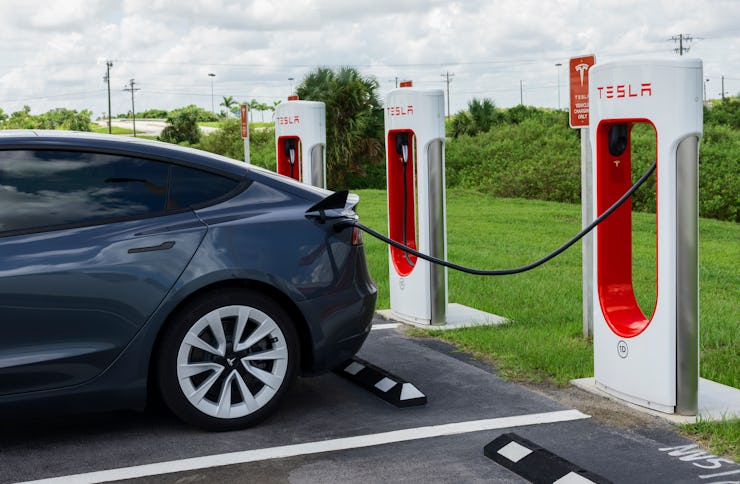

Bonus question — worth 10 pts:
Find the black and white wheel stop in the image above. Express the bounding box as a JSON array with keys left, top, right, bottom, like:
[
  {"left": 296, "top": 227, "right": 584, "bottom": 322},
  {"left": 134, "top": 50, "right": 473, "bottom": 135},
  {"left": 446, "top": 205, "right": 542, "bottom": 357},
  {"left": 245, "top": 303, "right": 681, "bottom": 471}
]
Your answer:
[
  {"left": 484, "top": 433, "right": 611, "bottom": 483},
  {"left": 334, "top": 356, "right": 427, "bottom": 408}
]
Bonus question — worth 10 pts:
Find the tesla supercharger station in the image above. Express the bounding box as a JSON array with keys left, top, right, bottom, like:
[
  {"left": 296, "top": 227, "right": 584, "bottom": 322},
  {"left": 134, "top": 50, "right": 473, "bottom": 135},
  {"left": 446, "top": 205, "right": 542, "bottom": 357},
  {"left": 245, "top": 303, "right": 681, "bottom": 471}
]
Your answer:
[
  {"left": 589, "top": 58, "right": 702, "bottom": 415},
  {"left": 385, "top": 87, "right": 448, "bottom": 326},
  {"left": 275, "top": 99, "right": 327, "bottom": 189}
]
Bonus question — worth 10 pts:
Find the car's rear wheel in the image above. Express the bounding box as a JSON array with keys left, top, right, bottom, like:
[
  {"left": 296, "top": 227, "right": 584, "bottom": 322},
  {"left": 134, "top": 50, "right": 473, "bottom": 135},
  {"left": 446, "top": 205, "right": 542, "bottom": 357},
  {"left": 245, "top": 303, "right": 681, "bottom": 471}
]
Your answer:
[{"left": 156, "top": 289, "right": 299, "bottom": 431}]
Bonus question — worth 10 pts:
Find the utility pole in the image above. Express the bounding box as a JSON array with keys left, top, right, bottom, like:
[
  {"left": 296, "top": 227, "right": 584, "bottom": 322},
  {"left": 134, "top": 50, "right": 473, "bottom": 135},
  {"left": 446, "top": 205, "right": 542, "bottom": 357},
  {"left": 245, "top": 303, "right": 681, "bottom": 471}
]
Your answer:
[
  {"left": 103, "top": 60, "right": 113, "bottom": 134},
  {"left": 671, "top": 34, "right": 693, "bottom": 55},
  {"left": 721, "top": 75, "right": 726, "bottom": 102},
  {"left": 555, "top": 62, "right": 562, "bottom": 110},
  {"left": 123, "top": 79, "right": 140, "bottom": 137},
  {"left": 440, "top": 71, "right": 454, "bottom": 119},
  {"left": 520, "top": 80, "right": 523, "bottom": 105}
]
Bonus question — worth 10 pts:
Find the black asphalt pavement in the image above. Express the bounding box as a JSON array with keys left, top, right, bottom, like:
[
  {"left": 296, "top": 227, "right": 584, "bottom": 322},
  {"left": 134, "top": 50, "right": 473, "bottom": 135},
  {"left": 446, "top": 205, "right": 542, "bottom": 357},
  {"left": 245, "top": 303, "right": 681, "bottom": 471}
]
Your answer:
[{"left": 1, "top": 319, "right": 736, "bottom": 483}]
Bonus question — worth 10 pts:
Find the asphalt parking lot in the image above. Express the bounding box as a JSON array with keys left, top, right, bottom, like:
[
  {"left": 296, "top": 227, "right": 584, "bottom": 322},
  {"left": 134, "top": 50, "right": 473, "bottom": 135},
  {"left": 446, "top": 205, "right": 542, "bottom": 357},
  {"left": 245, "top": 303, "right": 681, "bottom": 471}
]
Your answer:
[{"left": 1, "top": 319, "right": 737, "bottom": 484}]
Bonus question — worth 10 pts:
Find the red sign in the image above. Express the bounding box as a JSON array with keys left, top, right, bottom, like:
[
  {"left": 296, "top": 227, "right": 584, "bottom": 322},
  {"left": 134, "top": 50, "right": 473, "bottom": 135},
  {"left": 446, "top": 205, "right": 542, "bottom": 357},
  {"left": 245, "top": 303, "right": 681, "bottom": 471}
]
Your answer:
[
  {"left": 569, "top": 54, "right": 595, "bottom": 128},
  {"left": 399, "top": 80, "right": 413, "bottom": 88},
  {"left": 240, "top": 104, "right": 248, "bottom": 139}
]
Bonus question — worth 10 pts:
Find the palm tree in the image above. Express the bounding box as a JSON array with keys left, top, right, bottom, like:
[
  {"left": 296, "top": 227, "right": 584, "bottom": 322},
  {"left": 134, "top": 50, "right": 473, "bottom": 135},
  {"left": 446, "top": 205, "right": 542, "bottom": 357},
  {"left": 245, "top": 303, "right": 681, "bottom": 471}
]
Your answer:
[
  {"left": 248, "top": 99, "right": 259, "bottom": 123},
  {"left": 296, "top": 66, "right": 383, "bottom": 188},
  {"left": 220, "top": 96, "right": 237, "bottom": 117},
  {"left": 258, "top": 102, "right": 270, "bottom": 122},
  {"left": 270, "top": 100, "right": 281, "bottom": 120}
]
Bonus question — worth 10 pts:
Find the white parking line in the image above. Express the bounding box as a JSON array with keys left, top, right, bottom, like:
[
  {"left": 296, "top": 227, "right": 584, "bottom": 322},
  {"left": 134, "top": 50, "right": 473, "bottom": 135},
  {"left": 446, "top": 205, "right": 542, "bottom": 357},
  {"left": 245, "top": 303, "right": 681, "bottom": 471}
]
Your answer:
[
  {"left": 371, "top": 323, "right": 400, "bottom": 330},
  {"left": 21, "top": 409, "right": 589, "bottom": 484}
]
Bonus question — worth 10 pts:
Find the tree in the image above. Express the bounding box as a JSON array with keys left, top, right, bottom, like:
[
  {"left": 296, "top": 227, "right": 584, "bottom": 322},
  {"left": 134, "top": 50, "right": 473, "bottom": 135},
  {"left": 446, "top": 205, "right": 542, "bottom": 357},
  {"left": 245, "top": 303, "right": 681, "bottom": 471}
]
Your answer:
[
  {"left": 450, "top": 98, "right": 501, "bottom": 138},
  {"left": 220, "top": 95, "right": 237, "bottom": 117},
  {"left": 248, "top": 99, "right": 259, "bottom": 122},
  {"left": 296, "top": 66, "right": 384, "bottom": 188},
  {"left": 4, "top": 105, "right": 39, "bottom": 129},
  {"left": 258, "top": 102, "right": 270, "bottom": 122}
]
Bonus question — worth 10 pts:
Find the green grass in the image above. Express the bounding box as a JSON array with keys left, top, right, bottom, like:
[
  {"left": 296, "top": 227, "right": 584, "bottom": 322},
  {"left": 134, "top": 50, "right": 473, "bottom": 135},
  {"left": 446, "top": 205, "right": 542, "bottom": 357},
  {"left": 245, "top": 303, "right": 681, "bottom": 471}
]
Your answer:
[
  {"left": 250, "top": 121, "right": 273, "bottom": 129},
  {"left": 90, "top": 125, "right": 135, "bottom": 135},
  {"left": 356, "top": 188, "right": 739, "bottom": 458},
  {"left": 355, "top": 188, "right": 739, "bottom": 388},
  {"left": 680, "top": 417, "right": 740, "bottom": 461},
  {"left": 198, "top": 121, "right": 273, "bottom": 130},
  {"left": 198, "top": 121, "right": 223, "bottom": 128}
]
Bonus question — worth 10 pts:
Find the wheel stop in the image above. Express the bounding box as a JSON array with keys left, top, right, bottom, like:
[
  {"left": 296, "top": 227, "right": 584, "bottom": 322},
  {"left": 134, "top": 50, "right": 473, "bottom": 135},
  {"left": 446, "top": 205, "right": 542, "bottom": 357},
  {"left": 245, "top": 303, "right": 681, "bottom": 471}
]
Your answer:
[
  {"left": 484, "top": 433, "right": 611, "bottom": 483},
  {"left": 334, "top": 356, "right": 427, "bottom": 408}
]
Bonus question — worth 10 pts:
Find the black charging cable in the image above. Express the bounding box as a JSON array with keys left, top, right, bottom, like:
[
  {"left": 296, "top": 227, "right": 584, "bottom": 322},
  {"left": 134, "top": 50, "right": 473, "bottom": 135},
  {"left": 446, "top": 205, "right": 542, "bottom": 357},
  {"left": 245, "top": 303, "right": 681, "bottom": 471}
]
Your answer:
[{"left": 350, "top": 160, "right": 656, "bottom": 276}]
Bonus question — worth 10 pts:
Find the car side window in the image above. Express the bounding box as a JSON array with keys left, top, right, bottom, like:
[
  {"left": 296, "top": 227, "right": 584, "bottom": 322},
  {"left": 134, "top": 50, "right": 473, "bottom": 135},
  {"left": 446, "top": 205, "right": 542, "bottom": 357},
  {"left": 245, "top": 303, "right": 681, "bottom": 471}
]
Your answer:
[
  {"left": 167, "top": 164, "right": 239, "bottom": 210},
  {"left": 0, "top": 150, "right": 168, "bottom": 234}
]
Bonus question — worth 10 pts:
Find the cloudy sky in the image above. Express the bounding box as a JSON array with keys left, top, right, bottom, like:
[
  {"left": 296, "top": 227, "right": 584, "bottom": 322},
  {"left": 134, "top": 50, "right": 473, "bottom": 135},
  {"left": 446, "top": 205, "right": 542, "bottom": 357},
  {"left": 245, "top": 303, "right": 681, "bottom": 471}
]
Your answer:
[{"left": 0, "top": 0, "right": 738, "bottom": 120}]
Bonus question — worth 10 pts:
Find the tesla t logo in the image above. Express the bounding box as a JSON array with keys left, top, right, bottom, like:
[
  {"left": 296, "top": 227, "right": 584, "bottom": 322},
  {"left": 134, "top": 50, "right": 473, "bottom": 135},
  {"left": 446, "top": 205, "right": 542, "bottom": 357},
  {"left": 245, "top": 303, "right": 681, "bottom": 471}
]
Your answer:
[
  {"left": 387, "top": 105, "right": 414, "bottom": 116},
  {"left": 227, "top": 357, "right": 236, "bottom": 367},
  {"left": 596, "top": 83, "right": 653, "bottom": 100},
  {"left": 575, "top": 63, "right": 590, "bottom": 86},
  {"left": 277, "top": 115, "right": 300, "bottom": 125}
]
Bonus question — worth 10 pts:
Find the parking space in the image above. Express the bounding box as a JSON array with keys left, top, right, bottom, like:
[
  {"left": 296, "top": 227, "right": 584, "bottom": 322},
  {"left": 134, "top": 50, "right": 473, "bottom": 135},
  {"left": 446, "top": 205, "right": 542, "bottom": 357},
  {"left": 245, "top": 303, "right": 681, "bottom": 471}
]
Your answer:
[{"left": 1, "top": 320, "right": 733, "bottom": 484}]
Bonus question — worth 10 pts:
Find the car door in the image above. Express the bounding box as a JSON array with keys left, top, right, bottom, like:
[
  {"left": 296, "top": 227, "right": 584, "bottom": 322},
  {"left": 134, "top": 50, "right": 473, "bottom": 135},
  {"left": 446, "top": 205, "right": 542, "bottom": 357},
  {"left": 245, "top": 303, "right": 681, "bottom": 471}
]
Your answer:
[{"left": 0, "top": 150, "right": 208, "bottom": 395}]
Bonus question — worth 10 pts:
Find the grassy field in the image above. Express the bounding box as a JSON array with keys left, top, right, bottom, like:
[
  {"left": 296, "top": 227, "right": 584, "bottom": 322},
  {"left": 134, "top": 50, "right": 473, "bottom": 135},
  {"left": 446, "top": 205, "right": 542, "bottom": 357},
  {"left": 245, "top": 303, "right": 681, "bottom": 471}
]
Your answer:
[
  {"left": 198, "top": 121, "right": 222, "bottom": 128},
  {"left": 198, "top": 121, "right": 274, "bottom": 129},
  {"left": 90, "top": 125, "right": 134, "bottom": 135},
  {"left": 356, "top": 188, "right": 738, "bottom": 388},
  {"left": 355, "top": 188, "right": 739, "bottom": 457}
]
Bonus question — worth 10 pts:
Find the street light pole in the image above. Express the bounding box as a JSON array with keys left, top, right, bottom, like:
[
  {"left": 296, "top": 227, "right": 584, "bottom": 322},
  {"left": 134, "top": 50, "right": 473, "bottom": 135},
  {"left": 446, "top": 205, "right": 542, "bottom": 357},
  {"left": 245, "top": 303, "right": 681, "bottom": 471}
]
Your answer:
[
  {"left": 555, "top": 62, "right": 562, "bottom": 110},
  {"left": 208, "top": 73, "right": 216, "bottom": 113},
  {"left": 704, "top": 78, "right": 709, "bottom": 102}
]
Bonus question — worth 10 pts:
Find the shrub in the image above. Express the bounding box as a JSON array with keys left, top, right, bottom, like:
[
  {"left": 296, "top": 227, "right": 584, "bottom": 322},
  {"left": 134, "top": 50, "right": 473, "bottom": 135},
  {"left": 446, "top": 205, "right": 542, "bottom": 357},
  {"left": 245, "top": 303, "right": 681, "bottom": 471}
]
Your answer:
[{"left": 159, "top": 105, "right": 202, "bottom": 145}]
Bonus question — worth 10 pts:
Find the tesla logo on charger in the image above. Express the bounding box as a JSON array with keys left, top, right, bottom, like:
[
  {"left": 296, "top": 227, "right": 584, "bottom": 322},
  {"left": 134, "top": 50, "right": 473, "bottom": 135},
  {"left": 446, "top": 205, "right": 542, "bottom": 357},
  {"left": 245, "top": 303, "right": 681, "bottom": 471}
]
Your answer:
[
  {"left": 387, "top": 105, "right": 414, "bottom": 116},
  {"left": 277, "top": 115, "right": 300, "bottom": 125},
  {"left": 596, "top": 83, "right": 653, "bottom": 100}
]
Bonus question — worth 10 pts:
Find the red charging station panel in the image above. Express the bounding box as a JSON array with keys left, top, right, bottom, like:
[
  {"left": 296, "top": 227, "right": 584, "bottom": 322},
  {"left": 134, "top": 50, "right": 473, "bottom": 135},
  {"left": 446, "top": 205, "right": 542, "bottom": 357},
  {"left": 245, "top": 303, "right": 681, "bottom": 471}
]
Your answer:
[{"left": 387, "top": 130, "right": 417, "bottom": 276}]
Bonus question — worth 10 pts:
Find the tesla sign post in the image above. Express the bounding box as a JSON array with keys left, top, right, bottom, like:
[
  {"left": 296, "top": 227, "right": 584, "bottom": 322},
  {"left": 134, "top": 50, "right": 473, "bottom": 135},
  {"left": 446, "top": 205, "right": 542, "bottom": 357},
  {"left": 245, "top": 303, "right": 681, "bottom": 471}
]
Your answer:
[
  {"left": 570, "top": 54, "right": 596, "bottom": 338},
  {"left": 241, "top": 104, "right": 250, "bottom": 164},
  {"left": 570, "top": 55, "right": 595, "bottom": 128}
]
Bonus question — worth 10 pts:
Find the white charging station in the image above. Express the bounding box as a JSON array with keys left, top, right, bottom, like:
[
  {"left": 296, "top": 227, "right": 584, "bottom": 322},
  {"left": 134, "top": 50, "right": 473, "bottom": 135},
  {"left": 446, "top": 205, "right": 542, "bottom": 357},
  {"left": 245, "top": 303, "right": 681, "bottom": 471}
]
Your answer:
[
  {"left": 275, "top": 98, "right": 327, "bottom": 189},
  {"left": 385, "top": 86, "right": 448, "bottom": 325},
  {"left": 589, "top": 58, "right": 703, "bottom": 415}
]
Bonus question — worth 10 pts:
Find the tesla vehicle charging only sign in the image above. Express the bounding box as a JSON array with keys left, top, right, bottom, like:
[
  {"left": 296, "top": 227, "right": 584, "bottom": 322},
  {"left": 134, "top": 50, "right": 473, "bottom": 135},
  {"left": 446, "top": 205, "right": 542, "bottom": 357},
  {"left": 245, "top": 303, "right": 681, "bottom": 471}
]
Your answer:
[
  {"left": 240, "top": 104, "right": 248, "bottom": 138},
  {"left": 569, "top": 55, "right": 595, "bottom": 128}
]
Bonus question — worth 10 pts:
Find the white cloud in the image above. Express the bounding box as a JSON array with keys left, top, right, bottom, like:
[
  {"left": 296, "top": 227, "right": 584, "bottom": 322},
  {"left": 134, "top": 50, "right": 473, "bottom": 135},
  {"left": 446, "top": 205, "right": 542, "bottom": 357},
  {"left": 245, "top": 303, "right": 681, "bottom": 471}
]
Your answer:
[{"left": 0, "top": 0, "right": 737, "bottom": 118}]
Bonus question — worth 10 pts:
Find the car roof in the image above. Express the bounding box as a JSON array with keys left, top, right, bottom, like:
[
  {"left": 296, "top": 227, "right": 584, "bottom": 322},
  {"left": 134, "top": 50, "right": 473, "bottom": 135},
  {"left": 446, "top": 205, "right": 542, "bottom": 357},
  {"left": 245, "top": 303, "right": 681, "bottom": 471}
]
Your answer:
[{"left": 0, "top": 130, "right": 249, "bottom": 178}]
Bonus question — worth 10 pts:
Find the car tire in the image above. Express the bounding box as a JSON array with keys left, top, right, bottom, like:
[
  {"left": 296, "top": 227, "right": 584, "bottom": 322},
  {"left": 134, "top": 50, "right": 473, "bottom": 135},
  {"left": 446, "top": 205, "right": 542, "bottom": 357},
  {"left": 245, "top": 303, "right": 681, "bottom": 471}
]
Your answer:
[{"left": 156, "top": 289, "right": 299, "bottom": 431}]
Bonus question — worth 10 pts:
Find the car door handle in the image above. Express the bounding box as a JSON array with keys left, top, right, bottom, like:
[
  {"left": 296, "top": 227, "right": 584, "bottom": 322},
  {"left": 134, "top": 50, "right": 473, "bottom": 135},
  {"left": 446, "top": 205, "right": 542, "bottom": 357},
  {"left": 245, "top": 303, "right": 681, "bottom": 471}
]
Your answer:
[{"left": 128, "top": 241, "right": 176, "bottom": 254}]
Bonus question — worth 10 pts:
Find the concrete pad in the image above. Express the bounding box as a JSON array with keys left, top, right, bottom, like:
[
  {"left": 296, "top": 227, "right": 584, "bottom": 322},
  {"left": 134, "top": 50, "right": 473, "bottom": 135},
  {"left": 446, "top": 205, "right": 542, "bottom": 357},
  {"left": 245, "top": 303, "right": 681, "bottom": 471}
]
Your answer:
[
  {"left": 376, "top": 303, "right": 508, "bottom": 330},
  {"left": 571, "top": 377, "right": 740, "bottom": 423}
]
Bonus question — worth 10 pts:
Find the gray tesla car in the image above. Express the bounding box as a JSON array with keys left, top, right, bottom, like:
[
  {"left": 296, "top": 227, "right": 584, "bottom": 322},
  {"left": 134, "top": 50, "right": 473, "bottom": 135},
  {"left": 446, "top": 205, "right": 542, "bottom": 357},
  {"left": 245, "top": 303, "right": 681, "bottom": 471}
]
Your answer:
[{"left": 0, "top": 131, "right": 377, "bottom": 431}]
